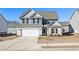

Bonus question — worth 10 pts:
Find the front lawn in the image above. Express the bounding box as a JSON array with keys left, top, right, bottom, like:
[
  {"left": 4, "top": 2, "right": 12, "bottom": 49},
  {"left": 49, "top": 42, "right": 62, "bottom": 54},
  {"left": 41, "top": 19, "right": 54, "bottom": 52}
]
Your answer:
[{"left": 38, "top": 33, "right": 79, "bottom": 43}]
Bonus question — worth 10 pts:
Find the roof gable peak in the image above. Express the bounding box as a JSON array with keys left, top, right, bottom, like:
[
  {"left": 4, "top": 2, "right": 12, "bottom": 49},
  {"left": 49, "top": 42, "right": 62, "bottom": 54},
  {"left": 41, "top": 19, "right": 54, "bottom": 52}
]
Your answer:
[{"left": 20, "top": 8, "right": 34, "bottom": 18}]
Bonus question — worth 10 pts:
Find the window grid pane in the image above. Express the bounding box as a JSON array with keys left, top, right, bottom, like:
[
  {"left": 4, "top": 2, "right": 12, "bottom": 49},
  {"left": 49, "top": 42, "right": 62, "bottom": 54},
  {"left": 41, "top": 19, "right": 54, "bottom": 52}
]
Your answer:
[
  {"left": 51, "top": 29, "right": 54, "bottom": 33},
  {"left": 37, "top": 18, "right": 39, "bottom": 24},
  {"left": 33, "top": 18, "right": 35, "bottom": 24}
]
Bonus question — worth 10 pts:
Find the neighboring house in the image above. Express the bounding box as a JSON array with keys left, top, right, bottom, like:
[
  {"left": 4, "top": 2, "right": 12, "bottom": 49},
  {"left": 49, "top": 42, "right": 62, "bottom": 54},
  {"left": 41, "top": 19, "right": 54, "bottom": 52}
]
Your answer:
[
  {"left": 70, "top": 10, "right": 79, "bottom": 33},
  {"left": 7, "top": 21, "right": 18, "bottom": 34},
  {"left": 0, "top": 13, "right": 7, "bottom": 34},
  {"left": 17, "top": 9, "right": 63, "bottom": 37}
]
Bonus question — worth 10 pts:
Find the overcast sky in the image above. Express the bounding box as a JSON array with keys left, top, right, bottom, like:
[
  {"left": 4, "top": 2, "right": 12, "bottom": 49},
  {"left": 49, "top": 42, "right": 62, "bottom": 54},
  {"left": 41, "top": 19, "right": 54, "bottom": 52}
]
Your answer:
[{"left": 0, "top": 8, "right": 77, "bottom": 22}]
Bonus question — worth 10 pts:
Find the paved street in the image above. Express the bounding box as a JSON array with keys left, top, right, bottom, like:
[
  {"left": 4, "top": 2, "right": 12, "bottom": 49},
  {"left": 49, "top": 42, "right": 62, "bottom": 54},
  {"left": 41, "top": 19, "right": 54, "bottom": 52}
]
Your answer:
[{"left": 0, "top": 37, "right": 79, "bottom": 51}]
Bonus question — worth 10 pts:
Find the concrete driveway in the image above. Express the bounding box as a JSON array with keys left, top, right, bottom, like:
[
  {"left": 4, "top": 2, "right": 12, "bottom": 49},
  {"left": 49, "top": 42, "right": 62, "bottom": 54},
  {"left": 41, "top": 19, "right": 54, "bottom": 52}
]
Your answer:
[
  {"left": 0, "top": 36, "right": 79, "bottom": 51},
  {"left": 0, "top": 36, "right": 41, "bottom": 51}
]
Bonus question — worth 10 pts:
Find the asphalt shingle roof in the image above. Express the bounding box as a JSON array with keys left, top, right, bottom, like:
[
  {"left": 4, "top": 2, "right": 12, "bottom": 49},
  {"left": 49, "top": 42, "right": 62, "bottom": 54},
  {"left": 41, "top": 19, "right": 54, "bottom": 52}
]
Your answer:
[
  {"left": 20, "top": 9, "right": 58, "bottom": 20},
  {"left": 36, "top": 11, "right": 58, "bottom": 19}
]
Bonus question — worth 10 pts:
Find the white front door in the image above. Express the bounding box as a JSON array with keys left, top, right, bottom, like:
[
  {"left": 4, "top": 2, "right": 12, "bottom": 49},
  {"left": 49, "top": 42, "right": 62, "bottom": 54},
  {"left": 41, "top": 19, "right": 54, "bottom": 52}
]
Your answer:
[
  {"left": 58, "top": 28, "right": 62, "bottom": 35},
  {"left": 22, "top": 29, "right": 39, "bottom": 37}
]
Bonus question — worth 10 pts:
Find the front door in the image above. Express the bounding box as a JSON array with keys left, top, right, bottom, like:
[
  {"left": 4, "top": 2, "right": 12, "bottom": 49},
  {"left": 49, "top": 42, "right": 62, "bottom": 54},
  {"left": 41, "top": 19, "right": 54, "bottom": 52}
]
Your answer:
[{"left": 42, "top": 27, "right": 47, "bottom": 36}]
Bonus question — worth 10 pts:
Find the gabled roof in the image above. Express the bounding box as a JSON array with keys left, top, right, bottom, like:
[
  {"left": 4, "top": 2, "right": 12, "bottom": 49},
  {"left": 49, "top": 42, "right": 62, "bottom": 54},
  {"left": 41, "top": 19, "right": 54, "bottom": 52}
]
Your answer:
[
  {"left": 45, "top": 21, "right": 62, "bottom": 28},
  {"left": 30, "top": 13, "right": 42, "bottom": 18},
  {"left": 20, "top": 9, "right": 58, "bottom": 20},
  {"left": 52, "top": 21, "right": 61, "bottom": 26}
]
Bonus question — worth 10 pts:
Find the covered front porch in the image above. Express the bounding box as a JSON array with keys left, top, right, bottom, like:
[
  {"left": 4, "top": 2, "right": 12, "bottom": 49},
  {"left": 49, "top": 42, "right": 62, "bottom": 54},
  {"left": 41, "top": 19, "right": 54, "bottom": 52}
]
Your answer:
[
  {"left": 42, "top": 26, "right": 62, "bottom": 36},
  {"left": 42, "top": 21, "right": 63, "bottom": 36}
]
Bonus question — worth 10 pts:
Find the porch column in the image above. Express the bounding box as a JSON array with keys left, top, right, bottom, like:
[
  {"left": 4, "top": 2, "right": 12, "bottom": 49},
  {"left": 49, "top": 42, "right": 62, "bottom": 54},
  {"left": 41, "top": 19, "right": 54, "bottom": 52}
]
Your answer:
[
  {"left": 47, "top": 28, "right": 51, "bottom": 35},
  {"left": 54, "top": 28, "right": 57, "bottom": 34},
  {"left": 57, "top": 28, "right": 62, "bottom": 35}
]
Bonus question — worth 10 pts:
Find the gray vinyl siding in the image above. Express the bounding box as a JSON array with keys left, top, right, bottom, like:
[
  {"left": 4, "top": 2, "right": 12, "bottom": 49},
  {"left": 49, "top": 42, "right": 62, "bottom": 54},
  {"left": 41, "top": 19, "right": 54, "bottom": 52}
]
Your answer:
[
  {"left": 38, "top": 19, "right": 42, "bottom": 24},
  {"left": 0, "top": 15, "right": 7, "bottom": 34},
  {"left": 30, "top": 19, "right": 33, "bottom": 24},
  {"left": 35, "top": 19, "right": 37, "bottom": 24}
]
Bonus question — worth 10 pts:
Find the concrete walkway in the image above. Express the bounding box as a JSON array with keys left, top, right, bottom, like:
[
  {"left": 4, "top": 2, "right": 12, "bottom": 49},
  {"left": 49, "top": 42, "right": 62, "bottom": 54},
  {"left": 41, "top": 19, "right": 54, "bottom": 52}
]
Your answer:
[{"left": 0, "top": 37, "right": 79, "bottom": 51}]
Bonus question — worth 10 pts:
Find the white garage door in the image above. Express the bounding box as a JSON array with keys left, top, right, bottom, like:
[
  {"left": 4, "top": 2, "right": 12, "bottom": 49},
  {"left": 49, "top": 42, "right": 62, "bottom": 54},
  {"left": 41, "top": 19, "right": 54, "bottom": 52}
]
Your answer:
[{"left": 22, "top": 29, "right": 39, "bottom": 37}]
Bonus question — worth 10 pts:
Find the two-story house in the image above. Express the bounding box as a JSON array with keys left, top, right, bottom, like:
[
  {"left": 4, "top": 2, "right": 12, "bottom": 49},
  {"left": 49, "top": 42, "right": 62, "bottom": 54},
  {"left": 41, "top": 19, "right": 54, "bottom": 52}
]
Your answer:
[{"left": 17, "top": 9, "right": 63, "bottom": 37}]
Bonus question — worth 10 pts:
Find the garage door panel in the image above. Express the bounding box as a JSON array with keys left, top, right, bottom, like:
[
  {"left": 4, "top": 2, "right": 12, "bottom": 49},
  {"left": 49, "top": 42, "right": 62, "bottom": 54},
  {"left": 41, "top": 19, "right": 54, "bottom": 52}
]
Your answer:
[{"left": 22, "top": 30, "right": 39, "bottom": 37}]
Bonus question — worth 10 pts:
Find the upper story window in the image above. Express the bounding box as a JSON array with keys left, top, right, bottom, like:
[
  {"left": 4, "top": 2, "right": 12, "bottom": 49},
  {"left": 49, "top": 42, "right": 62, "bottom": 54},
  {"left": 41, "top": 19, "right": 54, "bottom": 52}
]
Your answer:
[
  {"left": 27, "top": 19, "right": 29, "bottom": 24},
  {"left": 33, "top": 18, "right": 35, "bottom": 24},
  {"left": 37, "top": 18, "right": 39, "bottom": 24}
]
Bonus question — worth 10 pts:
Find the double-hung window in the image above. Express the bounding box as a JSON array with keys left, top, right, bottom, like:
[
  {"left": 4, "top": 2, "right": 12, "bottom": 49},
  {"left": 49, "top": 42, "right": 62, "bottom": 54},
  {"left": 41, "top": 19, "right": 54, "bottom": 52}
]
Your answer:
[
  {"left": 51, "top": 29, "right": 54, "bottom": 33},
  {"left": 33, "top": 18, "right": 35, "bottom": 24},
  {"left": 27, "top": 19, "right": 29, "bottom": 24},
  {"left": 37, "top": 18, "right": 39, "bottom": 24}
]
